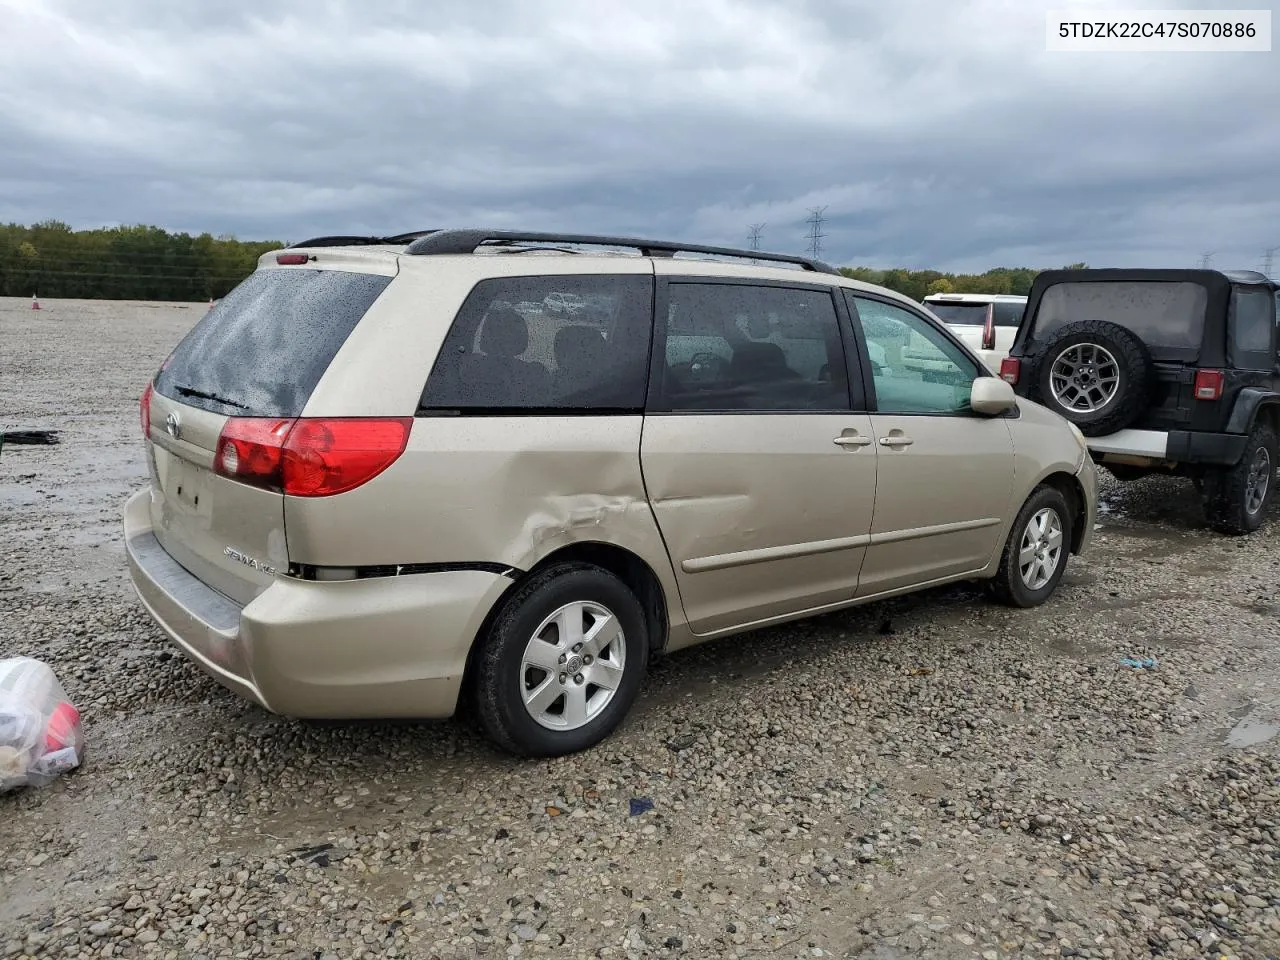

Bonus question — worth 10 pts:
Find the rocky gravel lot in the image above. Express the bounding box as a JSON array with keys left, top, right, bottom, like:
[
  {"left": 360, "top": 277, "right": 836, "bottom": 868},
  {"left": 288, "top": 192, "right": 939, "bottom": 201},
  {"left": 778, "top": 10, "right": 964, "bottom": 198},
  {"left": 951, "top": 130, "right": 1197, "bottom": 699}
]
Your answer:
[{"left": 1, "top": 297, "right": 1278, "bottom": 960}]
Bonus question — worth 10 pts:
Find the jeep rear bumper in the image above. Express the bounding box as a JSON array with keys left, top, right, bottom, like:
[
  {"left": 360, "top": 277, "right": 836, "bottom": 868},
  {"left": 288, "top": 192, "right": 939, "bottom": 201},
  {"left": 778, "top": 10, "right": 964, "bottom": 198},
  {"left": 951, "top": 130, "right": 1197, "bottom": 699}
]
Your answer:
[{"left": 1087, "top": 429, "right": 1248, "bottom": 466}]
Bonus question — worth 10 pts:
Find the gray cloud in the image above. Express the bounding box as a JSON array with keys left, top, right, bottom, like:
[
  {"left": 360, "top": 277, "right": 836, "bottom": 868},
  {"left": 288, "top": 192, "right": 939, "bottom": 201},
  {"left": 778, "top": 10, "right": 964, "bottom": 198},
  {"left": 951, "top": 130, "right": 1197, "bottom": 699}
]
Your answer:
[{"left": 1, "top": 0, "right": 1276, "bottom": 272}]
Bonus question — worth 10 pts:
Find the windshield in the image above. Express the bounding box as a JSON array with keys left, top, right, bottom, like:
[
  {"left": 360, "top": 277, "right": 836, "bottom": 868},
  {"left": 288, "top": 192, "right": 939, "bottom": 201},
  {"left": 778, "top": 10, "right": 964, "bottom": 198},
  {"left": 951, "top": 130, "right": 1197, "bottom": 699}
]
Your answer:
[{"left": 1033, "top": 281, "right": 1207, "bottom": 350}]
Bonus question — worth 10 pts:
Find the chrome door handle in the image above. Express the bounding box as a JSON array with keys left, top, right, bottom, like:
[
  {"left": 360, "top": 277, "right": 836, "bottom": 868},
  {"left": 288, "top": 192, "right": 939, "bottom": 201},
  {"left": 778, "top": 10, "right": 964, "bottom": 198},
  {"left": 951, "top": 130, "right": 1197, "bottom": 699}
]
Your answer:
[
  {"left": 879, "top": 436, "right": 914, "bottom": 447},
  {"left": 833, "top": 435, "right": 873, "bottom": 448}
]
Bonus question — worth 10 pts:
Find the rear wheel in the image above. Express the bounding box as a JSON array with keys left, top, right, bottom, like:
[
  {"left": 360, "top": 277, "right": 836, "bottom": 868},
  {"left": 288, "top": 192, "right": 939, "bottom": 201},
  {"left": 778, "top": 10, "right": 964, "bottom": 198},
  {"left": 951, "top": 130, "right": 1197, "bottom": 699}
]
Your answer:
[
  {"left": 1201, "top": 423, "right": 1277, "bottom": 535},
  {"left": 986, "top": 485, "right": 1073, "bottom": 608},
  {"left": 472, "top": 562, "right": 648, "bottom": 757}
]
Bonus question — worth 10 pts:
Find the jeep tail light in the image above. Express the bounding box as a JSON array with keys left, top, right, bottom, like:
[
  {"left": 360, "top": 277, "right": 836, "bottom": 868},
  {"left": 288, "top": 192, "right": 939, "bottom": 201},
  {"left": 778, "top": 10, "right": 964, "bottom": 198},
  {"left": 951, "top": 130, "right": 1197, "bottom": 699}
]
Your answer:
[
  {"left": 213, "top": 417, "right": 412, "bottom": 497},
  {"left": 1193, "top": 369, "right": 1224, "bottom": 401},
  {"left": 981, "top": 304, "right": 996, "bottom": 351},
  {"left": 140, "top": 383, "right": 153, "bottom": 436},
  {"left": 999, "top": 357, "right": 1021, "bottom": 385}
]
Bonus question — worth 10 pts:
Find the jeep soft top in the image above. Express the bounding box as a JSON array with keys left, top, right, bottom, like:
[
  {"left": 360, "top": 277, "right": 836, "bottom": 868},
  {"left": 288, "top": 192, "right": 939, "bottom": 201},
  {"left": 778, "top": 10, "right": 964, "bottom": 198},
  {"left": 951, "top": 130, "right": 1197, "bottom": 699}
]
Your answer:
[{"left": 1000, "top": 267, "right": 1279, "bottom": 534}]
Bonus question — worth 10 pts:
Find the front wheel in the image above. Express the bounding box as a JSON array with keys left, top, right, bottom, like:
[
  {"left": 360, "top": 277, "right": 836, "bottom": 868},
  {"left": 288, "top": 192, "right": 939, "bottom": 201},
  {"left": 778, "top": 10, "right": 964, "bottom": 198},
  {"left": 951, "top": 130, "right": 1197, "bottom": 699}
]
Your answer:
[
  {"left": 471, "top": 562, "right": 649, "bottom": 757},
  {"left": 1201, "top": 423, "right": 1276, "bottom": 535},
  {"left": 985, "top": 485, "right": 1073, "bottom": 608}
]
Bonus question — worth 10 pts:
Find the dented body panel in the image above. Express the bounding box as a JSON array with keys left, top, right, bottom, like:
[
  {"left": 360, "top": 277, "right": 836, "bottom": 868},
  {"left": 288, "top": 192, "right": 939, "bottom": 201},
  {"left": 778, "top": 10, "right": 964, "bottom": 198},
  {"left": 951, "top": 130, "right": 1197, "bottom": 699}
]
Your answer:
[
  {"left": 282, "top": 414, "right": 684, "bottom": 615},
  {"left": 640, "top": 412, "right": 877, "bottom": 635}
]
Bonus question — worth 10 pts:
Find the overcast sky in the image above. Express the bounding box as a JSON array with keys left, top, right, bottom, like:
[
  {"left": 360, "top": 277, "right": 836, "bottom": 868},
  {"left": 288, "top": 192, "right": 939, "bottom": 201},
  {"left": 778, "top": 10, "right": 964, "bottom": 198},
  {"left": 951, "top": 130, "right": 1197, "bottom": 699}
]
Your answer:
[{"left": 1, "top": 0, "right": 1277, "bottom": 273}]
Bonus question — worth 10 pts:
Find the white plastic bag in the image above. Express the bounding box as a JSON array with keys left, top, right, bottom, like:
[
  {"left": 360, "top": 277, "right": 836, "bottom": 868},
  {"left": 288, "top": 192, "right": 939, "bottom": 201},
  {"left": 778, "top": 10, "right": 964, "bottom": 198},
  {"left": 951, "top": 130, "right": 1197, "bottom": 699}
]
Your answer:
[{"left": 0, "top": 657, "right": 83, "bottom": 791}]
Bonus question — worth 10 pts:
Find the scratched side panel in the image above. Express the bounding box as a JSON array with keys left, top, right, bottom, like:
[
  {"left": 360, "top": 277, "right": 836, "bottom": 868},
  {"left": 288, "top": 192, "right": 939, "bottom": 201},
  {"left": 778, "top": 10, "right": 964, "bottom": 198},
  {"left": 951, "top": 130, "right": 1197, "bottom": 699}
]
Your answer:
[{"left": 282, "top": 415, "right": 685, "bottom": 624}]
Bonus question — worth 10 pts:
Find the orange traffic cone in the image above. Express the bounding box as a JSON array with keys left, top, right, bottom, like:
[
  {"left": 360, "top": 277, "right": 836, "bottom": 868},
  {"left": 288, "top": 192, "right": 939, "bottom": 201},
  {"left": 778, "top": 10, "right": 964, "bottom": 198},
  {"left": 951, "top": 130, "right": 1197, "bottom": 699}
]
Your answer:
[{"left": 31, "top": 294, "right": 40, "bottom": 310}]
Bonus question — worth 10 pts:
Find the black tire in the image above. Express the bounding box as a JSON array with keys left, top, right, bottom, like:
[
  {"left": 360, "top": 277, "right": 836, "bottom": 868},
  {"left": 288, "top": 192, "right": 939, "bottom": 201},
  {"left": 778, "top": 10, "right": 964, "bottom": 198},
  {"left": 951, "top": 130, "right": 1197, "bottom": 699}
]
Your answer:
[
  {"left": 1024, "top": 320, "right": 1153, "bottom": 436},
  {"left": 1200, "top": 422, "right": 1277, "bottom": 535},
  {"left": 1104, "top": 463, "right": 1150, "bottom": 483},
  {"left": 472, "top": 562, "right": 649, "bottom": 757},
  {"left": 986, "top": 485, "right": 1074, "bottom": 608}
]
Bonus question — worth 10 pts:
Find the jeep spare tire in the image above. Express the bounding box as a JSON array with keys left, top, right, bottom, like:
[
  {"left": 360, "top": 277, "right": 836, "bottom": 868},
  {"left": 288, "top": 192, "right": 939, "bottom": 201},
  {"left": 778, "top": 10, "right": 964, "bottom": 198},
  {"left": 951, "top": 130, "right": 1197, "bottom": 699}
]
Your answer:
[{"left": 1026, "top": 320, "right": 1153, "bottom": 436}]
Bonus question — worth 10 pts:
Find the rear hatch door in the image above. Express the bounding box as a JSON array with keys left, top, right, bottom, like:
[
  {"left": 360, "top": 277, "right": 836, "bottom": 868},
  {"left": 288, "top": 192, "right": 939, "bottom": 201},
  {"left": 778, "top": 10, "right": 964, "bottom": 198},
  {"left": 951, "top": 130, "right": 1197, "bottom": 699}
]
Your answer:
[{"left": 144, "top": 257, "right": 396, "bottom": 605}]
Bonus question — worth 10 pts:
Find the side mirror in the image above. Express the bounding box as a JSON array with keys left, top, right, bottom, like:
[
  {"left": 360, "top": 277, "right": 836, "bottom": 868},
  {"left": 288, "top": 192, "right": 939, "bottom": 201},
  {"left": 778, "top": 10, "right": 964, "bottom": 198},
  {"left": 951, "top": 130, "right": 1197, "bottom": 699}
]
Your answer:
[{"left": 970, "top": 376, "right": 1017, "bottom": 416}]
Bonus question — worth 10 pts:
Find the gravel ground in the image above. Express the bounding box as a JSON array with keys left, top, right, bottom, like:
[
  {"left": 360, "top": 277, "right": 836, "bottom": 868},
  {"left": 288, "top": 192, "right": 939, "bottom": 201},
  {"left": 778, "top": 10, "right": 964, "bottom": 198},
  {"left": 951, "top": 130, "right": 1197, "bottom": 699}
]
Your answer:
[{"left": 1, "top": 296, "right": 1277, "bottom": 960}]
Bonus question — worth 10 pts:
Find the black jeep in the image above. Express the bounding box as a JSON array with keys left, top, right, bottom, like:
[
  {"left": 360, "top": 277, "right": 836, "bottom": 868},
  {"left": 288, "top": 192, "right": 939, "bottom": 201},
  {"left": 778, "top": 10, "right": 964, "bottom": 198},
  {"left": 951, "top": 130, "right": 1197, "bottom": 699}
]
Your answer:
[{"left": 999, "top": 268, "right": 1279, "bottom": 534}]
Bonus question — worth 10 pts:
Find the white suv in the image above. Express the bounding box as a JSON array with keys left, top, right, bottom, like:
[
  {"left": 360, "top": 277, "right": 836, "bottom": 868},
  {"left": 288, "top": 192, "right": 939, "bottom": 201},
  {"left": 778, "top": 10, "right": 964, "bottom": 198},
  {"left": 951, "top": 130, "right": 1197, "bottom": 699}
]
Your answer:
[{"left": 922, "top": 293, "right": 1027, "bottom": 374}]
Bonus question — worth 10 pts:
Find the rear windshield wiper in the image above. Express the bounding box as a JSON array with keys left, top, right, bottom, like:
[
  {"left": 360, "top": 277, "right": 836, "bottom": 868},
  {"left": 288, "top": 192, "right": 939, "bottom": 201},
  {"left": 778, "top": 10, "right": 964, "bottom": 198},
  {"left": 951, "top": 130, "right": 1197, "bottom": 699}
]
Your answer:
[{"left": 172, "top": 384, "right": 249, "bottom": 410}]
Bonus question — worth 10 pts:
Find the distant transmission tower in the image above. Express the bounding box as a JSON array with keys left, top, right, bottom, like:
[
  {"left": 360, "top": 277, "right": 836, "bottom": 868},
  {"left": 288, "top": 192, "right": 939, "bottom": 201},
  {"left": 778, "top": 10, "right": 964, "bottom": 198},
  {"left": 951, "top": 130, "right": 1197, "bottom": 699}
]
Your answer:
[
  {"left": 747, "top": 223, "right": 765, "bottom": 251},
  {"left": 1198, "top": 251, "right": 1215, "bottom": 269},
  {"left": 1261, "top": 246, "right": 1277, "bottom": 277},
  {"left": 805, "top": 206, "right": 827, "bottom": 259}
]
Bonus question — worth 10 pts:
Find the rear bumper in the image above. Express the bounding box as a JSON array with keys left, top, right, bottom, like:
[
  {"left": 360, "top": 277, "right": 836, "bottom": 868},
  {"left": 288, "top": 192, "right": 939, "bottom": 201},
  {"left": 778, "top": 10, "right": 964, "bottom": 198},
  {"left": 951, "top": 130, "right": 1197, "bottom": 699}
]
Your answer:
[
  {"left": 1166, "top": 430, "right": 1249, "bottom": 466},
  {"left": 122, "top": 489, "right": 512, "bottom": 719},
  {"left": 1086, "top": 429, "right": 1248, "bottom": 466}
]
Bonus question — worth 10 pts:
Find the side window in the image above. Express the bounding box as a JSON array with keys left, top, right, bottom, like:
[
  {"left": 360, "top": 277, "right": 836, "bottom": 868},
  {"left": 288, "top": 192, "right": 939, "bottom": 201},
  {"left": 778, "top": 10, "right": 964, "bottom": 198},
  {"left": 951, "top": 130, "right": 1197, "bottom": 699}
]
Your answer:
[
  {"left": 847, "top": 294, "right": 980, "bottom": 414},
  {"left": 1229, "top": 287, "right": 1275, "bottom": 366},
  {"left": 658, "top": 283, "right": 850, "bottom": 412},
  {"left": 994, "top": 302, "right": 1025, "bottom": 327},
  {"left": 419, "top": 274, "right": 653, "bottom": 411}
]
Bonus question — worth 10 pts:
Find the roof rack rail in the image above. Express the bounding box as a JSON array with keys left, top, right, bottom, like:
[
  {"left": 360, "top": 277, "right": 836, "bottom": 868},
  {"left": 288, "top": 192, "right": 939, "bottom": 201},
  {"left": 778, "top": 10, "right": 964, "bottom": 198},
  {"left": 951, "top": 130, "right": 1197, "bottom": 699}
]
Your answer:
[
  {"left": 288, "top": 230, "right": 439, "bottom": 249},
  {"left": 402, "top": 229, "right": 839, "bottom": 274}
]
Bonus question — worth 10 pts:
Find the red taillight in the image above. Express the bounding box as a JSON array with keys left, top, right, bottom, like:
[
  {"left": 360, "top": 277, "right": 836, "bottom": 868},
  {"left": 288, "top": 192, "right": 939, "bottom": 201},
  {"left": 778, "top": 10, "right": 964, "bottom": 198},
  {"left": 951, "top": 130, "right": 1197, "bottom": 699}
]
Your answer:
[
  {"left": 282, "top": 418, "right": 413, "bottom": 497},
  {"left": 212, "top": 417, "right": 412, "bottom": 497},
  {"left": 140, "top": 383, "right": 153, "bottom": 436},
  {"left": 999, "top": 357, "right": 1021, "bottom": 385},
  {"left": 1193, "top": 369, "right": 1224, "bottom": 401},
  {"left": 214, "top": 418, "right": 294, "bottom": 491},
  {"left": 981, "top": 304, "right": 996, "bottom": 351},
  {"left": 276, "top": 253, "right": 311, "bottom": 265}
]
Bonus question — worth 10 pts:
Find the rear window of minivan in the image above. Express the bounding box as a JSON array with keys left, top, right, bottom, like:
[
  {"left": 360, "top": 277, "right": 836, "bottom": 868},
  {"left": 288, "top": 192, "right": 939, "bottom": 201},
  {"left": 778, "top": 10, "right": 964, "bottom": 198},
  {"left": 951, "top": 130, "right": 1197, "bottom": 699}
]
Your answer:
[{"left": 154, "top": 268, "right": 392, "bottom": 418}]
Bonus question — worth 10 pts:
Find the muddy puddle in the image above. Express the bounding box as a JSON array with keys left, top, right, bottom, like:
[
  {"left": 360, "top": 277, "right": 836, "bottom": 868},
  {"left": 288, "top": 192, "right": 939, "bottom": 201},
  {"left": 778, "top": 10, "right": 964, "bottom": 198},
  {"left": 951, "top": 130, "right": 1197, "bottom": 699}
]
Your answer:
[{"left": 1226, "top": 715, "right": 1280, "bottom": 748}]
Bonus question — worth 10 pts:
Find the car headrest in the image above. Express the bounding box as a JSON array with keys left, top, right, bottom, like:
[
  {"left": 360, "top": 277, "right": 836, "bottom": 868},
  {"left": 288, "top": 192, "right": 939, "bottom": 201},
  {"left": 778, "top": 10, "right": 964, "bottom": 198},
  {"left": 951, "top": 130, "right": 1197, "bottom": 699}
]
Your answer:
[
  {"left": 480, "top": 307, "right": 529, "bottom": 358},
  {"left": 553, "top": 325, "right": 605, "bottom": 368},
  {"left": 730, "top": 340, "right": 791, "bottom": 377}
]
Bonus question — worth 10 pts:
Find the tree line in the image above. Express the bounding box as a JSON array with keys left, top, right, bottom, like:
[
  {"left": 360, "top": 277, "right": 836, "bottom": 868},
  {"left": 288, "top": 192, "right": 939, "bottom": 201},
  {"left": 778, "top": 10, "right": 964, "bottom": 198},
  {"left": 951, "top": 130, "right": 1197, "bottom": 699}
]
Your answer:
[
  {"left": 2, "top": 220, "right": 1088, "bottom": 303},
  {"left": 0, "top": 221, "right": 284, "bottom": 302},
  {"left": 837, "top": 263, "right": 1089, "bottom": 301}
]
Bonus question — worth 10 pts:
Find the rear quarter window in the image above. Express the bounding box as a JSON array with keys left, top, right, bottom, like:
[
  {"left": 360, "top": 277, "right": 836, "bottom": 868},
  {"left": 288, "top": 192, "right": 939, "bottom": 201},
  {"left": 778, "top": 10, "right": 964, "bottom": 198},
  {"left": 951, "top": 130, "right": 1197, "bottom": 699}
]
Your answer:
[
  {"left": 993, "top": 302, "right": 1024, "bottom": 327},
  {"left": 154, "top": 268, "right": 392, "bottom": 418},
  {"left": 1032, "top": 281, "right": 1207, "bottom": 350},
  {"left": 1229, "top": 287, "right": 1276, "bottom": 363},
  {"left": 419, "top": 274, "right": 654, "bottom": 412}
]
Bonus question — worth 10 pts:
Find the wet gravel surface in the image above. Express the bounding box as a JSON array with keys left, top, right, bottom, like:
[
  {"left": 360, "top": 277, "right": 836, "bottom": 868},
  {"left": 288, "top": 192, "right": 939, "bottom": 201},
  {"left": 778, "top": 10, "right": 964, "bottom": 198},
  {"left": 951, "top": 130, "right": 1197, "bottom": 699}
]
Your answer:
[{"left": 2, "top": 298, "right": 1278, "bottom": 960}]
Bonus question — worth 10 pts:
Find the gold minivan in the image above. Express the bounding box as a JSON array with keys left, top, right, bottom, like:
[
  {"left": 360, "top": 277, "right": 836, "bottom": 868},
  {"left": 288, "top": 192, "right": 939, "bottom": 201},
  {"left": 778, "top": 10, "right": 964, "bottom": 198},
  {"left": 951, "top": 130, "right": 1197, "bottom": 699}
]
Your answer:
[{"left": 123, "top": 229, "right": 1098, "bottom": 756}]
